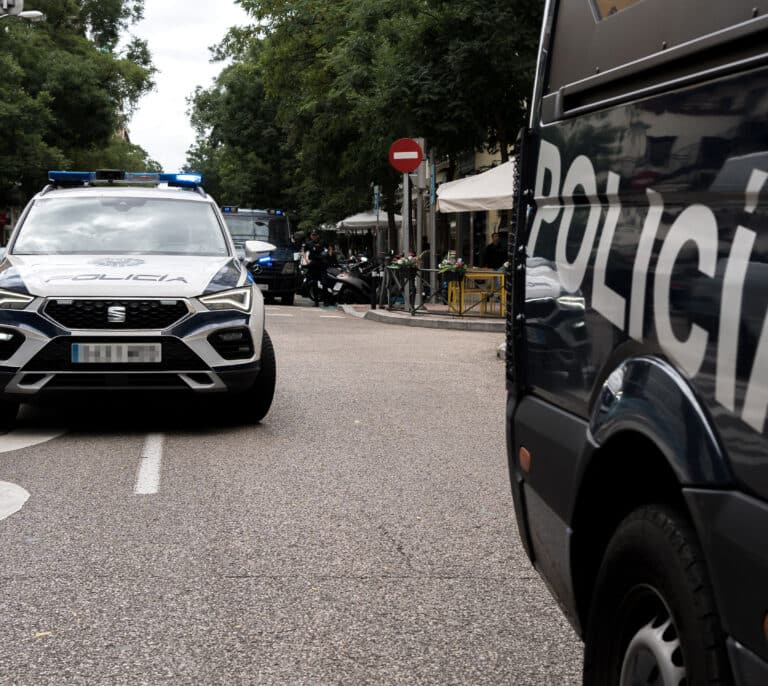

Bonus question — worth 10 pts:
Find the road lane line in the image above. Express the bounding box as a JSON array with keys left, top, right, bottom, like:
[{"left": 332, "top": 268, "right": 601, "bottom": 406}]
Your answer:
[
  {"left": 0, "top": 481, "right": 29, "bottom": 520},
  {"left": 134, "top": 433, "right": 163, "bottom": 495},
  {"left": 319, "top": 315, "right": 344, "bottom": 318},
  {"left": 0, "top": 428, "right": 66, "bottom": 454},
  {"left": 267, "top": 313, "right": 293, "bottom": 317}
]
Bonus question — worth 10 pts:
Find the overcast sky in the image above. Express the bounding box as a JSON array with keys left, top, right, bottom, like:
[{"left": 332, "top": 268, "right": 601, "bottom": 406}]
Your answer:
[{"left": 126, "top": 1, "right": 252, "bottom": 172}]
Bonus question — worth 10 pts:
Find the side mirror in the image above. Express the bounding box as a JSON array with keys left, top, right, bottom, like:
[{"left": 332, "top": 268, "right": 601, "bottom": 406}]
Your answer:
[{"left": 244, "top": 240, "right": 276, "bottom": 263}]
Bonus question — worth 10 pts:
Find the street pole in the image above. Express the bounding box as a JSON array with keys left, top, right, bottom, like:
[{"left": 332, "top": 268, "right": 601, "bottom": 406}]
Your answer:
[
  {"left": 415, "top": 144, "right": 426, "bottom": 310},
  {"left": 429, "top": 148, "right": 437, "bottom": 302},
  {"left": 403, "top": 171, "right": 410, "bottom": 307}
]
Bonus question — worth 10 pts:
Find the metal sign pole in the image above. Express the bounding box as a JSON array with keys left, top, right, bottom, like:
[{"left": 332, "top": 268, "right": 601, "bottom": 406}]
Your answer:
[
  {"left": 429, "top": 148, "right": 437, "bottom": 302},
  {"left": 403, "top": 171, "right": 410, "bottom": 308}
]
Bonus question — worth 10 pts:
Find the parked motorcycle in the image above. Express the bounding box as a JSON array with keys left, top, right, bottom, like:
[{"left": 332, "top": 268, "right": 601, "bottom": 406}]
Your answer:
[
  {"left": 298, "top": 257, "right": 382, "bottom": 306},
  {"left": 297, "top": 263, "right": 342, "bottom": 305},
  {"left": 330, "top": 257, "right": 382, "bottom": 306}
]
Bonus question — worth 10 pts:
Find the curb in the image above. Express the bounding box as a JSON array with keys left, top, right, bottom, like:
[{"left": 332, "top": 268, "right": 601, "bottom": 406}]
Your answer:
[{"left": 339, "top": 305, "right": 505, "bottom": 332}]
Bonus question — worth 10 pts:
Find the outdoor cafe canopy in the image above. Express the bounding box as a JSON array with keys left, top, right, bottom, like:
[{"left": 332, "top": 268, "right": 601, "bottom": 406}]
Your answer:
[
  {"left": 336, "top": 210, "right": 402, "bottom": 233},
  {"left": 435, "top": 160, "right": 516, "bottom": 213}
]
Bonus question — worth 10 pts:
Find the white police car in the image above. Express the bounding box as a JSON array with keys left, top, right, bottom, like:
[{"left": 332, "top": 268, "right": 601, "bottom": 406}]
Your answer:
[{"left": 0, "top": 169, "right": 276, "bottom": 425}]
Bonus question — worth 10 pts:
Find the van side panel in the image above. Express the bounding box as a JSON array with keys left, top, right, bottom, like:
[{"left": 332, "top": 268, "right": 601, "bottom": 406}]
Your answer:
[{"left": 523, "top": 67, "right": 768, "bottom": 502}]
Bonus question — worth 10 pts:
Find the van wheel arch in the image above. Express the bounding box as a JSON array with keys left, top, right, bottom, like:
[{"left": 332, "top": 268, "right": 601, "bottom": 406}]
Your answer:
[{"left": 571, "top": 432, "right": 688, "bottom": 632}]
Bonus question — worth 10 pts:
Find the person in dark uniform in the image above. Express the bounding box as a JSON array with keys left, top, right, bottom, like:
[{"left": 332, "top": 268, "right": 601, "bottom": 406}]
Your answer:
[
  {"left": 483, "top": 232, "right": 507, "bottom": 270},
  {"left": 326, "top": 244, "right": 340, "bottom": 269},
  {"left": 302, "top": 229, "right": 328, "bottom": 306}
]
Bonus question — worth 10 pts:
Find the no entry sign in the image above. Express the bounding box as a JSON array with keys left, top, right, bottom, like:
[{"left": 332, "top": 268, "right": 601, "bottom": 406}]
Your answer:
[{"left": 389, "top": 138, "right": 424, "bottom": 173}]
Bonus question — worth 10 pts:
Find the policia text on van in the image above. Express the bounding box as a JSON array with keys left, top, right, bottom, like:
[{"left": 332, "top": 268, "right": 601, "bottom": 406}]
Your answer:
[{"left": 506, "top": 1, "right": 768, "bottom": 684}]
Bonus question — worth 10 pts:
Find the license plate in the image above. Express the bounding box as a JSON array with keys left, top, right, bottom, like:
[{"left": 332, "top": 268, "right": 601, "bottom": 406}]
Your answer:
[
  {"left": 257, "top": 284, "right": 269, "bottom": 291},
  {"left": 333, "top": 282, "right": 343, "bottom": 292},
  {"left": 71, "top": 343, "right": 162, "bottom": 364}
]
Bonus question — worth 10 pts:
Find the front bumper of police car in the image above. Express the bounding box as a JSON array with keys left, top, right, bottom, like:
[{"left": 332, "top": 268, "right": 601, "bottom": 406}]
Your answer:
[{"left": 0, "top": 283, "right": 265, "bottom": 399}]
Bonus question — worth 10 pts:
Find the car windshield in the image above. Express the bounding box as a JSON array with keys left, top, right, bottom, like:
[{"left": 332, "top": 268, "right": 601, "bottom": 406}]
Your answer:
[
  {"left": 223, "top": 215, "right": 290, "bottom": 246},
  {"left": 13, "top": 196, "right": 229, "bottom": 256}
]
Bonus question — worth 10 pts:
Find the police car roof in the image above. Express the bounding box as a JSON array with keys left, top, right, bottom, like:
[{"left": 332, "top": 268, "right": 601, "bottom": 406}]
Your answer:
[{"left": 36, "top": 185, "right": 213, "bottom": 202}]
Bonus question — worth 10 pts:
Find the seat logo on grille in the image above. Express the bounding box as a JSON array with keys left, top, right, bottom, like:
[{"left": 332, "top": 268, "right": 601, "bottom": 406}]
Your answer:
[{"left": 107, "top": 305, "right": 126, "bottom": 323}]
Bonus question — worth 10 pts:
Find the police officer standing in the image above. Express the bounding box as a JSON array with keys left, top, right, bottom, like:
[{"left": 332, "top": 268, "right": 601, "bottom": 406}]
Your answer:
[{"left": 302, "top": 229, "right": 328, "bottom": 306}]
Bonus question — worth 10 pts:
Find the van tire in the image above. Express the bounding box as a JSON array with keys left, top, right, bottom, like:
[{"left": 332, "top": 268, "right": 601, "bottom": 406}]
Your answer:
[
  {"left": 281, "top": 292, "right": 295, "bottom": 306},
  {"left": 583, "top": 506, "right": 732, "bottom": 686}
]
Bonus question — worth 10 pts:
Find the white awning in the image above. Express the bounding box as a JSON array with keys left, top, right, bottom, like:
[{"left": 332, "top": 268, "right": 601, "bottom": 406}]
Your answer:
[
  {"left": 336, "top": 211, "right": 401, "bottom": 232},
  {"left": 436, "top": 160, "right": 515, "bottom": 213}
]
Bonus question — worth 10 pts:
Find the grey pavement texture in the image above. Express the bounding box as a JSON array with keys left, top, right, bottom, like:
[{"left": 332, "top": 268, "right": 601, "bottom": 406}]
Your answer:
[{"left": 0, "top": 302, "right": 581, "bottom": 685}]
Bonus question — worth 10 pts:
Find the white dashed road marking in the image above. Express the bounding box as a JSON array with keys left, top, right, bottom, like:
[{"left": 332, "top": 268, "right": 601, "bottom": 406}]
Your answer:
[
  {"left": 134, "top": 433, "right": 164, "bottom": 495},
  {"left": 0, "top": 481, "right": 29, "bottom": 521}
]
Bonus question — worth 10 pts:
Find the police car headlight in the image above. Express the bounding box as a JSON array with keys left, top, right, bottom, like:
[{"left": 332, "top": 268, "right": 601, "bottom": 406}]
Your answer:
[
  {"left": 0, "top": 288, "right": 34, "bottom": 310},
  {"left": 199, "top": 287, "right": 252, "bottom": 312}
]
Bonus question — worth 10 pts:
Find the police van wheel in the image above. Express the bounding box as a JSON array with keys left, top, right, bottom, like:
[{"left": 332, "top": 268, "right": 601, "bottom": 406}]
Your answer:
[
  {"left": 224, "top": 331, "right": 276, "bottom": 424},
  {"left": 0, "top": 400, "right": 18, "bottom": 430},
  {"left": 281, "top": 293, "right": 295, "bottom": 306},
  {"left": 583, "top": 506, "right": 732, "bottom": 686}
]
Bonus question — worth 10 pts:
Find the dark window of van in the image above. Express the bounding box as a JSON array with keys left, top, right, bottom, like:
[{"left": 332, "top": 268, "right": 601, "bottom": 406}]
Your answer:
[{"left": 542, "top": 0, "right": 768, "bottom": 122}]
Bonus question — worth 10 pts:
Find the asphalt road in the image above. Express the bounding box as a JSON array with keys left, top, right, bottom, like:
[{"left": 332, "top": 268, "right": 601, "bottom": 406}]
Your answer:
[{"left": 0, "top": 301, "right": 582, "bottom": 685}]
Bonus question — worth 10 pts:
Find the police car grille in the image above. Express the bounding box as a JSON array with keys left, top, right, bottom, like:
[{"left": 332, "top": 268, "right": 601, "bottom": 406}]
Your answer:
[
  {"left": 23, "top": 336, "right": 207, "bottom": 372},
  {"left": 44, "top": 299, "right": 189, "bottom": 330}
]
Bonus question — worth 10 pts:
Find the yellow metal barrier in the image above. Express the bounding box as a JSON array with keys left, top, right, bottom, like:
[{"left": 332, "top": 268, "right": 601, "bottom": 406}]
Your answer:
[{"left": 445, "top": 270, "right": 505, "bottom": 317}]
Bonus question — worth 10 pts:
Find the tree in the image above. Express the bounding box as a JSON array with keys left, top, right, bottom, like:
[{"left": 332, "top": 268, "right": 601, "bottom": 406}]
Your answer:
[
  {"left": 0, "top": 1, "right": 157, "bottom": 206},
  {"left": 187, "top": 46, "right": 293, "bottom": 212},
  {"left": 188, "top": 0, "right": 543, "bottom": 229}
]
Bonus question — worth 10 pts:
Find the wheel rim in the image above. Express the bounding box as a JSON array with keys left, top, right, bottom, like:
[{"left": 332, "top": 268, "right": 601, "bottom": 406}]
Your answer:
[{"left": 619, "top": 588, "right": 686, "bottom": 686}]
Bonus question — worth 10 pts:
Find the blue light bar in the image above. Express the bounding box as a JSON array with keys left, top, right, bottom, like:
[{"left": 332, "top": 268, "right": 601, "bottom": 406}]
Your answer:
[
  {"left": 47, "top": 170, "right": 203, "bottom": 188},
  {"left": 222, "top": 206, "right": 238, "bottom": 213},
  {"left": 159, "top": 172, "right": 203, "bottom": 188},
  {"left": 257, "top": 256, "right": 273, "bottom": 265},
  {"left": 48, "top": 171, "right": 94, "bottom": 183}
]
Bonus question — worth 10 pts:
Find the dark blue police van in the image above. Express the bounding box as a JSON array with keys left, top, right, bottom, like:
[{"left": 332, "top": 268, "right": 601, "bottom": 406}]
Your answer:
[
  {"left": 221, "top": 207, "right": 300, "bottom": 305},
  {"left": 506, "top": 1, "right": 768, "bottom": 684}
]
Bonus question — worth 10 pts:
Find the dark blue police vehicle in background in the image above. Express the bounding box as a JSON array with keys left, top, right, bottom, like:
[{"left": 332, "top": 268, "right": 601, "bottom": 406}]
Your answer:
[
  {"left": 221, "top": 207, "right": 300, "bottom": 305},
  {"left": 507, "top": 1, "right": 768, "bottom": 684}
]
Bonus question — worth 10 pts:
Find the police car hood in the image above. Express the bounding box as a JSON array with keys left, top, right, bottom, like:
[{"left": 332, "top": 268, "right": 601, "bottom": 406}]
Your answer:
[{"left": 5, "top": 254, "right": 238, "bottom": 298}]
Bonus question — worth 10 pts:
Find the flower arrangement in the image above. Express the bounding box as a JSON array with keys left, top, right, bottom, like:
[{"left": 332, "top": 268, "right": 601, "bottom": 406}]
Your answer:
[
  {"left": 389, "top": 252, "right": 423, "bottom": 270},
  {"left": 438, "top": 251, "right": 466, "bottom": 275}
]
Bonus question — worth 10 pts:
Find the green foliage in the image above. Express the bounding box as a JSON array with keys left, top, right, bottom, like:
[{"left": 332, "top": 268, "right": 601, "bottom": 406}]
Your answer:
[
  {"left": 0, "top": 1, "right": 156, "bottom": 207},
  {"left": 72, "top": 138, "right": 162, "bottom": 173},
  {"left": 188, "top": 0, "right": 542, "bottom": 227},
  {"left": 187, "top": 54, "right": 293, "bottom": 212}
]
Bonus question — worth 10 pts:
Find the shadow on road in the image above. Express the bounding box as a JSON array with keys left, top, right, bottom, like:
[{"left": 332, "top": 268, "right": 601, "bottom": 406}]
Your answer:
[{"left": 15, "top": 393, "right": 265, "bottom": 437}]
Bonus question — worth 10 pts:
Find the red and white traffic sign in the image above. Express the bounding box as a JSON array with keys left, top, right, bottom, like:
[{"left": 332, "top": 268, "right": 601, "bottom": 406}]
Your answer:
[{"left": 388, "top": 138, "right": 424, "bottom": 173}]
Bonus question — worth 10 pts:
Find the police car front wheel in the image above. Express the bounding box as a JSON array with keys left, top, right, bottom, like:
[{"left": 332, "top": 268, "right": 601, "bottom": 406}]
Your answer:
[
  {"left": 0, "top": 399, "right": 19, "bottom": 430},
  {"left": 583, "top": 505, "right": 733, "bottom": 686},
  {"left": 221, "top": 331, "right": 275, "bottom": 424}
]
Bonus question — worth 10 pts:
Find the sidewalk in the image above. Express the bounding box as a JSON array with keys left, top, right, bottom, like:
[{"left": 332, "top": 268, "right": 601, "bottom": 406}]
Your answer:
[{"left": 339, "top": 303, "right": 506, "bottom": 332}]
